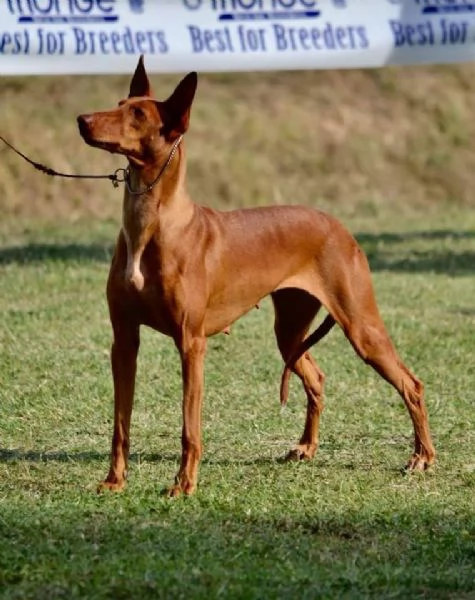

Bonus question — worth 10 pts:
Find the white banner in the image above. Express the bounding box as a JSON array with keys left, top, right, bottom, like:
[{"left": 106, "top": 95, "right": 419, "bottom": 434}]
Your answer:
[{"left": 1, "top": 1, "right": 475, "bottom": 75}]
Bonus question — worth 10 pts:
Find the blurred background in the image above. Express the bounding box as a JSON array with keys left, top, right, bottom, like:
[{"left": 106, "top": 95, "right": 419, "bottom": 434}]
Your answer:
[{"left": 2, "top": 64, "right": 475, "bottom": 227}]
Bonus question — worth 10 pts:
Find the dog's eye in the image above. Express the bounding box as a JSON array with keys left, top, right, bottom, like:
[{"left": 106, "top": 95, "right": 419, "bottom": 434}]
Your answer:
[{"left": 132, "top": 106, "right": 145, "bottom": 119}]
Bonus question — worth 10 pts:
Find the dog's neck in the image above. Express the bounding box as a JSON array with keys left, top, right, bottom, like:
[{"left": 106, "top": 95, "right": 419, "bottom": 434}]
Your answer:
[{"left": 121, "top": 143, "right": 193, "bottom": 291}]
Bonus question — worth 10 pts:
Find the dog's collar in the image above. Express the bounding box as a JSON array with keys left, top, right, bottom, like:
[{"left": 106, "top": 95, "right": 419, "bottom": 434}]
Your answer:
[{"left": 118, "top": 134, "right": 183, "bottom": 196}]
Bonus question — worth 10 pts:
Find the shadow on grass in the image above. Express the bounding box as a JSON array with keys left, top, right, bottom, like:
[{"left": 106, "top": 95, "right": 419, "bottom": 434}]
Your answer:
[
  {"left": 0, "top": 242, "right": 113, "bottom": 265},
  {"left": 0, "top": 448, "right": 298, "bottom": 469},
  {"left": 0, "top": 498, "right": 473, "bottom": 598},
  {"left": 0, "top": 448, "right": 286, "bottom": 468},
  {"left": 0, "top": 447, "right": 439, "bottom": 484},
  {"left": 0, "top": 448, "right": 109, "bottom": 463},
  {"left": 0, "top": 229, "right": 474, "bottom": 275},
  {"left": 355, "top": 229, "right": 475, "bottom": 275},
  {"left": 356, "top": 230, "right": 475, "bottom": 243}
]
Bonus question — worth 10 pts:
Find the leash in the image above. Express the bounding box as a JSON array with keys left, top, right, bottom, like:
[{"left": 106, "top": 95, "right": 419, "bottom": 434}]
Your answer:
[
  {"left": 0, "top": 134, "right": 125, "bottom": 188},
  {"left": 0, "top": 133, "right": 183, "bottom": 195}
]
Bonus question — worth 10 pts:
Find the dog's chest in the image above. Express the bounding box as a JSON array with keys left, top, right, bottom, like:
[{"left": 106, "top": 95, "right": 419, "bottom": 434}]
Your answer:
[
  {"left": 108, "top": 238, "right": 179, "bottom": 336},
  {"left": 116, "top": 277, "right": 178, "bottom": 336}
]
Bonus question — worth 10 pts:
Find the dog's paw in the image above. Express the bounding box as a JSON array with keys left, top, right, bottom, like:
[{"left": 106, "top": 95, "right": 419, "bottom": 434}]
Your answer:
[
  {"left": 164, "top": 479, "right": 196, "bottom": 498},
  {"left": 284, "top": 444, "right": 317, "bottom": 462},
  {"left": 97, "top": 480, "right": 126, "bottom": 493},
  {"left": 164, "top": 484, "right": 183, "bottom": 498},
  {"left": 405, "top": 453, "right": 435, "bottom": 472}
]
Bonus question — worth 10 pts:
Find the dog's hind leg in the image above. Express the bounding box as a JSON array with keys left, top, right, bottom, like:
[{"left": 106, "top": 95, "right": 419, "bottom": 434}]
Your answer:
[
  {"left": 272, "top": 289, "right": 326, "bottom": 461},
  {"left": 322, "top": 247, "right": 436, "bottom": 471},
  {"left": 344, "top": 316, "right": 435, "bottom": 470}
]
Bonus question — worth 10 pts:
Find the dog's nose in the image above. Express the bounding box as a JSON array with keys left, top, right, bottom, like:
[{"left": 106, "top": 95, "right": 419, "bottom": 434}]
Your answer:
[
  {"left": 77, "top": 114, "right": 93, "bottom": 137},
  {"left": 77, "top": 114, "right": 91, "bottom": 127}
]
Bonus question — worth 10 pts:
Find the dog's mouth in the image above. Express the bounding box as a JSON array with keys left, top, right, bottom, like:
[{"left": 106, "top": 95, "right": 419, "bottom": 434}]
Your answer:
[
  {"left": 77, "top": 114, "right": 143, "bottom": 164},
  {"left": 77, "top": 114, "right": 118, "bottom": 153}
]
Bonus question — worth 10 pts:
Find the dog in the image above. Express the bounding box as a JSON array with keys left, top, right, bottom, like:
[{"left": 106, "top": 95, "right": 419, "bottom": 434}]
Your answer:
[{"left": 77, "top": 56, "right": 435, "bottom": 496}]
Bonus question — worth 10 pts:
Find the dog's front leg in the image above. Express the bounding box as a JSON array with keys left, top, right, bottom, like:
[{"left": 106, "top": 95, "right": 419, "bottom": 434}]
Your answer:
[
  {"left": 98, "top": 322, "right": 140, "bottom": 492},
  {"left": 168, "top": 334, "right": 207, "bottom": 497}
]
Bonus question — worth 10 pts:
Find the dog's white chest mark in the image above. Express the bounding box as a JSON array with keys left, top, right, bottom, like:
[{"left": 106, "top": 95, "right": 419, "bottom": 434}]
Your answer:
[
  {"left": 127, "top": 256, "right": 145, "bottom": 291},
  {"left": 123, "top": 230, "right": 145, "bottom": 291}
]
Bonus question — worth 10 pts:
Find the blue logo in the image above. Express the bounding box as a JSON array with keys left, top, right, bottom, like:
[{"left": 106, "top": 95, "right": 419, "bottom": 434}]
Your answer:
[
  {"left": 183, "top": 0, "right": 321, "bottom": 21},
  {"left": 7, "top": 0, "right": 120, "bottom": 24},
  {"left": 414, "top": 0, "right": 475, "bottom": 14}
]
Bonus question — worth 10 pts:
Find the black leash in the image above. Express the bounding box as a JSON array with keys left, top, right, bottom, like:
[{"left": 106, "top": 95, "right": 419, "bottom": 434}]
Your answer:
[{"left": 0, "top": 135, "right": 126, "bottom": 188}]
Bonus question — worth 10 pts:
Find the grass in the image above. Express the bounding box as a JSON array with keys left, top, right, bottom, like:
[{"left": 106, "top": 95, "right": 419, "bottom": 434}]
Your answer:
[{"left": 1, "top": 211, "right": 474, "bottom": 599}]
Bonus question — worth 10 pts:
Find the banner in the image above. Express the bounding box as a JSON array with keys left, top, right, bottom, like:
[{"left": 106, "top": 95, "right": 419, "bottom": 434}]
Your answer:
[{"left": 1, "top": 1, "right": 475, "bottom": 75}]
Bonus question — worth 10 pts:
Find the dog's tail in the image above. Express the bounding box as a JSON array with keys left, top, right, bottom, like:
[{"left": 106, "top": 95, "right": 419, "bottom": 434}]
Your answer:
[{"left": 280, "top": 314, "right": 336, "bottom": 407}]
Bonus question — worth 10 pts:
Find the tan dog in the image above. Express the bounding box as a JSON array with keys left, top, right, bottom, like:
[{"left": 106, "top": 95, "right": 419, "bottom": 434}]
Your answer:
[{"left": 77, "top": 57, "right": 435, "bottom": 496}]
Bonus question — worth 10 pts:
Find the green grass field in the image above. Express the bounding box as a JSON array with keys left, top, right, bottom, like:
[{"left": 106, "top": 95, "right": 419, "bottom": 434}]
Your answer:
[
  {"left": 1, "top": 211, "right": 474, "bottom": 599},
  {"left": 1, "top": 66, "right": 475, "bottom": 598}
]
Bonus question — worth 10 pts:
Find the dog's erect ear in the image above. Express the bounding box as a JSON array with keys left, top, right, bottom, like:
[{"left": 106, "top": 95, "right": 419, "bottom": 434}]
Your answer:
[
  {"left": 129, "top": 55, "right": 154, "bottom": 98},
  {"left": 161, "top": 72, "right": 198, "bottom": 137}
]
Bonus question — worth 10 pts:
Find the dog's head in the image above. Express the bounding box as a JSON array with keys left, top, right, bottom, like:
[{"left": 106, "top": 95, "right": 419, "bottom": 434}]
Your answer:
[{"left": 77, "top": 56, "right": 197, "bottom": 167}]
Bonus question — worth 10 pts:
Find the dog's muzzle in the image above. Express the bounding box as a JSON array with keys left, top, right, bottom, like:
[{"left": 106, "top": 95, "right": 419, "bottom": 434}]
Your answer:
[{"left": 77, "top": 114, "right": 95, "bottom": 142}]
